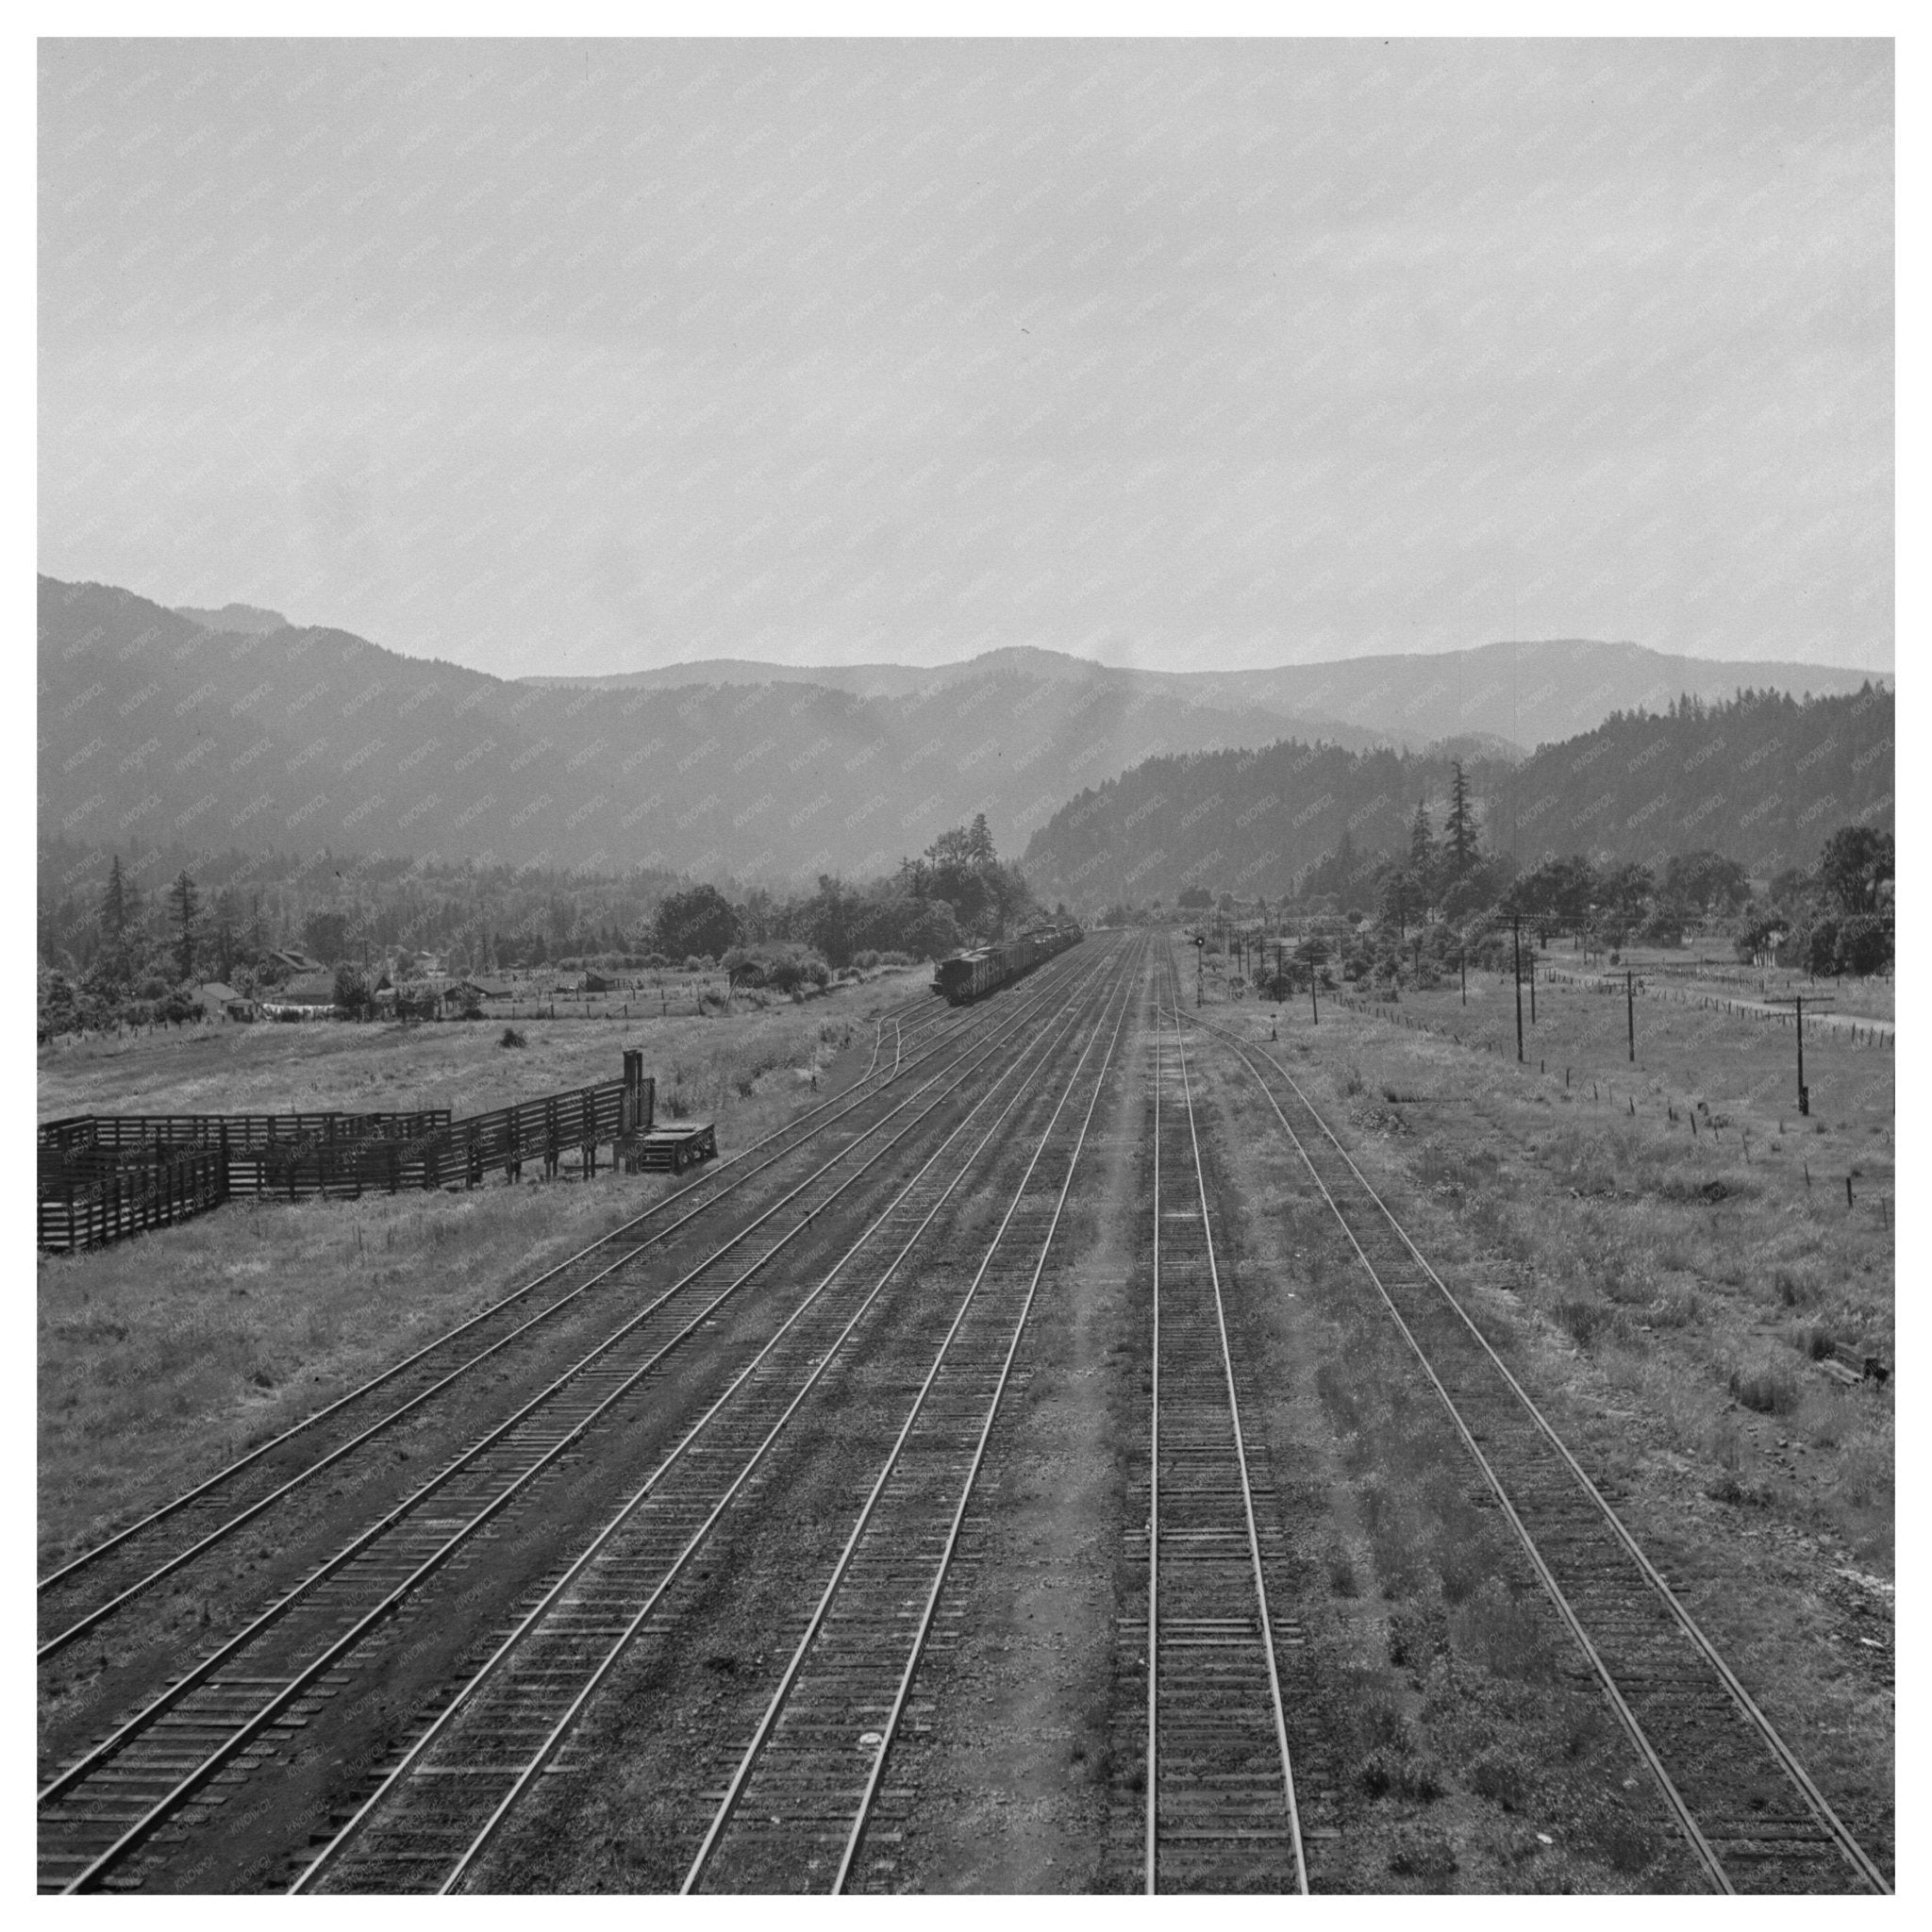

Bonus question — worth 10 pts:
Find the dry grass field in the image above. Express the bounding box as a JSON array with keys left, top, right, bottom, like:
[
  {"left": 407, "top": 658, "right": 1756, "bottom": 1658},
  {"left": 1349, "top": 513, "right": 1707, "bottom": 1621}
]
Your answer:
[
  {"left": 1191, "top": 951, "right": 1893, "bottom": 1865},
  {"left": 1213, "top": 958, "right": 1893, "bottom": 1556},
  {"left": 36, "top": 969, "right": 858, "bottom": 1121},
  {"left": 37, "top": 971, "right": 919, "bottom": 1567}
]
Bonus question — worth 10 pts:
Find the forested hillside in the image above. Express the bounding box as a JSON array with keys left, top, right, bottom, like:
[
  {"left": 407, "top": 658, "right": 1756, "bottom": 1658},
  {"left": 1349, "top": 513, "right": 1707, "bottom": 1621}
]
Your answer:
[{"left": 1022, "top": 685, "right": 1892, "bottom": 909}]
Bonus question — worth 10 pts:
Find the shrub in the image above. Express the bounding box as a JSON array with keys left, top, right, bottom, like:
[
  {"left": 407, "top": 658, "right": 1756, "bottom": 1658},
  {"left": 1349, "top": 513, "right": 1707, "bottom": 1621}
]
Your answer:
[
  {"left": 1467, "top": 1743, "right": 1533, "bottom": 1810},
  {"left": 1375, "top": 1748, "right": 1443, "bottom": 1802},
  {"left": 1774, "top": 1267, "right": 1819, "bottom": 1308},
  {"left": 1557, "top": 1296, "right": 1614, "bottom": 1347},
  {"left": 1727, "top": 1363, "right": 1798, "bottom": 1414},
  {"left": 499, "top": 1027, "right": 527, "bottom": 1049},
  {"left": 1451, "top": 1578, "right": 1557, "bottom": 1683},
  {"left": 1790, "top": 1322, "right": 1837, "bottom": 1361},
  {"left": 1388, "top": 1824, "right": 1457, "bottom": 1880}
]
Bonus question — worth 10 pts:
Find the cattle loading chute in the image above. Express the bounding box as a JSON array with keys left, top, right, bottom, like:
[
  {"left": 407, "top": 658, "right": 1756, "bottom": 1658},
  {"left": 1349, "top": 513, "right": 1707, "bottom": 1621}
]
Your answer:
[{"left": 931, "top": 920, "right": 1084, "bottom": 1004}]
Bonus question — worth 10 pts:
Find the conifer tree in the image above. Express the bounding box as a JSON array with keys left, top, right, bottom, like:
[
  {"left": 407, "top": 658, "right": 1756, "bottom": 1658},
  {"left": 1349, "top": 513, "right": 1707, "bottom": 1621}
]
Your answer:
[
  {"left": 166, "top": 870, "right": 200, "bottom": 982},
  {"left": 99, "top": 855, "right": 127, "bottom": 949},
  {"left": 1408, "top": 797, "right": 1434, "bottom": 878},
  {"left": 1442, "top": 758, "right": 1480, "bottom": 875}
]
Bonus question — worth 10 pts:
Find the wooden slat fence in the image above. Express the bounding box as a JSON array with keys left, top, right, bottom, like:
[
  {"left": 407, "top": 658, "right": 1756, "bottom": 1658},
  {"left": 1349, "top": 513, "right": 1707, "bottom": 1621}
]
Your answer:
[
  {"left": 38, "top": 1059, "right": 657, "bottom": 1247},
  {"left": 37, "top": 1145, "right": 229, "bottom": 1254},
  {"left": 257, "top": 1078, "right": 651, "bottom": 1199}
]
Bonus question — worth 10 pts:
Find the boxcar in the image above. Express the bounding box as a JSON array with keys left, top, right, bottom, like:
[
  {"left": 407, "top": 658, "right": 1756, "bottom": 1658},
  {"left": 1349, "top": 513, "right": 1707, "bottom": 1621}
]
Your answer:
[{"left": 931, "top": 920, "right": 1083, "bottom": 1005}]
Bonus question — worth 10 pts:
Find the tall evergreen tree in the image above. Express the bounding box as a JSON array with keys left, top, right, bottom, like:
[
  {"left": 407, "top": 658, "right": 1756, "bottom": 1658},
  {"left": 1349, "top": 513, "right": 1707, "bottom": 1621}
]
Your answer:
[
  {"left": 1408, "top": 797, "right": 1434, "bottom": 879},
  {"left": 967, "top": 811, "right": 996, "bottom": 870},
  {"left": 98, "top": 855, "right": 127, "bottom": 948},
  {"left": 1442, "top": 758, "right": 1480, "bottom": 875},
  {"left": 166, "top": 870, "right": 200, "bottom": 982}
]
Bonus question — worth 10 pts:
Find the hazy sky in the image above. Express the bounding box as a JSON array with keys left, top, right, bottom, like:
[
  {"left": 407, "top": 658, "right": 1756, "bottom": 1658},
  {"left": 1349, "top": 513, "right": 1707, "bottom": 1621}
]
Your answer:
[{"left": 39, "top": 38, "right": 1892, "bottom": 678}]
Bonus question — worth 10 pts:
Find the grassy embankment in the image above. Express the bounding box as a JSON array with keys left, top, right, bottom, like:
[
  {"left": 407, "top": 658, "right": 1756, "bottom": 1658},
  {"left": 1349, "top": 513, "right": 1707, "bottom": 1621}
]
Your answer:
[
  {"left": 1210, "top": 956, "right": 1893, "bottom": 1559},
  {"left": 37, "top": 972, "right": 919, "bottom": 1568},
  {"left": 1191, "top": 952, "right": 1893, "bottom": 1869}
]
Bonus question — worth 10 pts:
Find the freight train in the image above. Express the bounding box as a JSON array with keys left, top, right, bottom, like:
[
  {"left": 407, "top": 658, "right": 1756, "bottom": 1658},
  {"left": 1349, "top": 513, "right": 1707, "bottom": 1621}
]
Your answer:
[{"left": 931, "top": 920, "right": 1084, "bottom": 1005}]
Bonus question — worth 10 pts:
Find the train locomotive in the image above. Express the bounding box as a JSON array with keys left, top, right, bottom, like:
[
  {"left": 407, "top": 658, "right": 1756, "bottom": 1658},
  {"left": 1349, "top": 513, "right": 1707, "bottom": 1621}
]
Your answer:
[{"left": 931, "top": 920, "right": 1083, "bottom": 1005}]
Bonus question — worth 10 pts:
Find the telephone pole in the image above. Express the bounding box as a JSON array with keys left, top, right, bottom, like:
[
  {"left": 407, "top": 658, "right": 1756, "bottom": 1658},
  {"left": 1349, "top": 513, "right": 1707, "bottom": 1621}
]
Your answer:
[
  {"left": 1512, "top": 917, "right": 1524, "bottom": 1063},
  {"left": 1766, "top": 993, "right": 1832, "bottom": 1116},
  {"left": 1626, "top": 968, "right": 1636, "bottom": 1063}
]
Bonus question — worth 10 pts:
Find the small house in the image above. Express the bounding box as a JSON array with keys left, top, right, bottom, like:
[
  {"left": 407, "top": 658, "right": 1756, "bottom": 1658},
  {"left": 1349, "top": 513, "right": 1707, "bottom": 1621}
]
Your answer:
[
  {"left": 192, "top": 981, "right": 257, "bottom": 1022},
  {"left": 257, "top": 971, "right": 340, "bottom": 1019}
]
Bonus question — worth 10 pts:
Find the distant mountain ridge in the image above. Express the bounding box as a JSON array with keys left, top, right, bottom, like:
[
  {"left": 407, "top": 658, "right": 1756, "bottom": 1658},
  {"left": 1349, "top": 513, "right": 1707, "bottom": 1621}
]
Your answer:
[
  {"left": 41, "top": 575, "right": 1890, "bottom": 891},
  {"left": 527, "top": 637, "right": 1888, "bottom": 756},
  {"left": 36, "top": 577, "right": 1365, "bottom": 885},
  {"left": 173, "top": 602, "right": 291, "bottom": 636}
]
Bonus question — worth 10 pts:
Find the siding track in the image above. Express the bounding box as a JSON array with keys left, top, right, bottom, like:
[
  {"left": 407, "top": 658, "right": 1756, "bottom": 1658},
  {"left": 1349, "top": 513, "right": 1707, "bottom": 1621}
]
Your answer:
[
  {"left": 1184, "top": 988, "right": 1889, "bottom": 1896},
  {"left": 40, "top": 983, "right": 967, "bottom": 1660},
  {"left": 677, "top": 940, "right": 1141, "bottom": 1894},
  {"left": 1142, "top": 977, "right": 1306, "bottom": 1894},
  {"left": 38, "top": 951, "right": 1112, "bottom": 1893},
  {"left": 291, "top": 945, "right": 1130, "bottom": 1893}
]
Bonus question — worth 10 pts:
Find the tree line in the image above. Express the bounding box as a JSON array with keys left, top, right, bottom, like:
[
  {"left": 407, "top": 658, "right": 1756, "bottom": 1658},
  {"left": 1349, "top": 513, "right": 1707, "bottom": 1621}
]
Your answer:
[
  {"left": 1108, "top": 782, "right": 1890, "bottom": 997},
  {"left": 37, "top": 815, "right": 1042, "bottom": 1041}
]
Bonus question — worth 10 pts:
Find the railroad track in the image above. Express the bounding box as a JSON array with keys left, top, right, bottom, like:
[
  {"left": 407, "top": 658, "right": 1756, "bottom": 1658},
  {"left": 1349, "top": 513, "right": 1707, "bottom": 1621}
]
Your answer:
[
  {"left": 1183, "top": 991, "right": 1890, "bottom": 1896},
  {"left": 37, "top": 964, "right": 1054, "bottom": 1669},
  {"left": 291, "top": 938, "right": 1141, "bottom": 1893},
  {"left": 672, "top": 940, "right": 1139, "bottom": 1894},
  {"left": 38, "top": 944, "right": 1120, "bottom": 1893},
  {"left": 1140, "top": 979, "right": 1306, "bottom": 1894}
]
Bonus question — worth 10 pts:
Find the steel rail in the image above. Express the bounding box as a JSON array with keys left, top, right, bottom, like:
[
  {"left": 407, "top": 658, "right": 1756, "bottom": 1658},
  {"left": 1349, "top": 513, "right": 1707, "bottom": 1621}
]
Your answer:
[
  {"left": 828, "top": 954, "right": 1140, "bottom": 1896},
  {"left": 42, "top": 954, "right": 1116, "bottom": 1892},
  {"left": 1169, "top": 997, "right": 1307, "bottom": 1893},
  {"left": 1145, "top": 961, "right": 1162, "bottom": 1897},
  {"left": 37, "top": 981, "right": 982, "bottom": 1604},
  {"left": 291, "top": 941, "right": 1123, "bottom": 1894},
  {"left": 43, "top": 950, "right": 1090, "bottom": 1804},
  {"left": 681, "top": 944, "right": 1137, "bottom": 1893},
  {"left": 1146, "top": 979, "right": 1307, "bottom": 1893},
  {"left": 38, "top": 967, "right": 1073, "bottom": 1658},
  {"left": 1185, "top": 1000, "right": 1889, "bottom": 1896}
]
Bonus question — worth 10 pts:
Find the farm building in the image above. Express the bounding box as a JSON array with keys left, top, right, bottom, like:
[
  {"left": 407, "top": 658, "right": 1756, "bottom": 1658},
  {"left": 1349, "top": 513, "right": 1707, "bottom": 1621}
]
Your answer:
[
  {"left": 192, "top": 981, "right": 258, "bottom": 1023},
  {"left": 265, "top": 947, "right": 327, "bottom": 975},
  {"left": 257, "top": 972, "right": 340, "bottom": 1020}
]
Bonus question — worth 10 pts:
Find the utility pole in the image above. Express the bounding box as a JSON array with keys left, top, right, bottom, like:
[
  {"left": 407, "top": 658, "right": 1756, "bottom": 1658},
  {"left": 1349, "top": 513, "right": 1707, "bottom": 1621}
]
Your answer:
[
  {"left": 1194, "top": 933, "right": 1205, "bottom": 1008},
  {"left": 1626, "top": 968, "right": 1636, "bottom": 1063},
  {"left": 1766, "top": 993, "right": 1831, "bottom": 1115},
  {"left": 1527, "top": 936, "right": 1536, "bottom": 1024},
  {"left": 1459, "top": 941, "right": 1467, "bottom": 1006},
  {"left": 1796, "top": 995, "right": 1805, "bottom": 1113},
  {"left": 1512, "top": 916, "right": 1524, "bottom": 1062}
]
